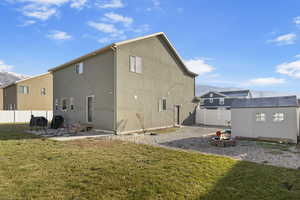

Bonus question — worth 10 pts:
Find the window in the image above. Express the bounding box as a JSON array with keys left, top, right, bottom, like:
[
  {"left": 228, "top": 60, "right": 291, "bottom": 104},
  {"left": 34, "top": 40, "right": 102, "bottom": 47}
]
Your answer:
[
  {"left": 219, "top": 98, "right": 225, "bottom": 105},
  {"left": 200, "top": 98, "right": 205, "bottom": 105},
  {"left": 41, "top": 88, "right": 46, "bottom": 96},
  {"left": 19, "top": 86, "right": 29, "bottom": 94},
  {"left": 256, "top": 113, "right": 266, "bottom": 122},
  {"left": 55, "top": 99, "right": 59, "bottom": 111},
  {"left": 62, "top": 99, "right": 67, "bottom": 111},
  {"left": 209, "top": 93, "right": 213, "bottom": 97},
  {"left": 70, "top": 97, "right": 75, "bottom": 110},
  {"left": 129, "top": 56, "right": 142, "bottom": 73},
  {"left": 75, "top": 62, "right": 83, "bottom": 74},
  {"left": 158, "top": 98, "right": 167, "bottom": 112},
  {"left": 273, "top": 113, "right": 284, "bottom": 122},
  {"left": 209, "top": 98, "right": 213, "bottom": 103}
]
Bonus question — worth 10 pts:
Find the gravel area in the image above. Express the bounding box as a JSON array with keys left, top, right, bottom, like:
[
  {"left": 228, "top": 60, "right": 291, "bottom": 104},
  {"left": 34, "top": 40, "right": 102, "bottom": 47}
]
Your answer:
[{"left": 109, "top": 126, "right": 300, "bottom": 169}]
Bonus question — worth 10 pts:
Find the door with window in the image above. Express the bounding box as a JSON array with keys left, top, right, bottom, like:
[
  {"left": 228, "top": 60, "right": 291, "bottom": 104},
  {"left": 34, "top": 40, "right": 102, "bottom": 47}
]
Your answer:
[{"left": 87, "top": 96, "right": 94, "bottom": 123}]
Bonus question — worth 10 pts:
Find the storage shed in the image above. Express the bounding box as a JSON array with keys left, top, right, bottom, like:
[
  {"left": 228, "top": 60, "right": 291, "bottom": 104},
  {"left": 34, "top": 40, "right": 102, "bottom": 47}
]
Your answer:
[{"left": 231, "top": 96, "right": 299, "bottom": 143}]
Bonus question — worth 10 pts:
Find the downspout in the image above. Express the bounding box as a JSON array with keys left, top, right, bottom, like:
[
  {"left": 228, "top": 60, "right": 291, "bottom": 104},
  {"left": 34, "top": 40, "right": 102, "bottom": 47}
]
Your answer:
[{"left": 111, "top": 45, "right": 118, "bottom": 135}]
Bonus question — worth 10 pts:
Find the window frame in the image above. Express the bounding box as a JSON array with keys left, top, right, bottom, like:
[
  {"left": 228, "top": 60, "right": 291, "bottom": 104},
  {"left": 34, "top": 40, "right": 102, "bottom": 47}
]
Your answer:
[
  {"left": 209, "top": 98, "right": 213, "bottom": 104},
  {"left": 75, "top": 62, "right": 83, "bottom": 74},
  {"left": 55, "top": 99, "right": 59, "bottom": 111},
  {"left": 19, "top": 85, "right": 29, "bottom": 94},
  {"left": 219, "top": 98, "right": 225, "bottom": 105},
  {"left": 273, "top": 112, "right": 284, "bottom": 122},
  {"left": 41, "top": 88, "right": 46, "bottom": 96},
  {"left": 255, "top": 112, "right": 266, "bottom": 122},
  {"left": 61, "top": 98, "right": 68, "bottom": 111},
  {"left": 129, "top": 56, "right": 142, "bottom": 74},
  {"left": 70, "top": 97, "right": 75, "bottom": 111}
]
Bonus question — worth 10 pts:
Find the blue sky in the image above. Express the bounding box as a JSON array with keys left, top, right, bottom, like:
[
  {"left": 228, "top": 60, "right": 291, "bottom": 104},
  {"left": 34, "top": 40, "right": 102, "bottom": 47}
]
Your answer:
[{"left": 1, "top": 0, "right": 300, "bottom": 93}]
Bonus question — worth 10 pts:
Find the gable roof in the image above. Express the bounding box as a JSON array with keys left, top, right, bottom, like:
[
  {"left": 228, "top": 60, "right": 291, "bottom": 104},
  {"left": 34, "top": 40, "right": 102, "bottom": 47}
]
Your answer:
[
  {"left": 220, "top": 90, "right": 250, "bottom": 98},
  {"left": 200, "top": 91, "right": 227, "bottom": 98},
  {"left": 231, "top": 96, "right": 298, "bottom": 108},
  {"left": 1, "top": 72, "right": 50, "bottom": 89},
  {"left": 48, "top": 32, "right": 198, "bottom": 77}
]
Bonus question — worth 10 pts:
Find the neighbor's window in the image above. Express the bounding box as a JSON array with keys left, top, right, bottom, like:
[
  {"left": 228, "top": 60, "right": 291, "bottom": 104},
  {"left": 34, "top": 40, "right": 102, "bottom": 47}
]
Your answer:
[
  {"left": 273, "top": 113, "right": 284, "bottom": 122},
  {"left": 19, "top": 86, "right": 29, "bottom": 94},
  {"left": 209, "top": 98, "right": 213, "bottom": 103},
  {"left": 55, "top": 99, "right": 59, "bottom": 111},
  {"left": 219, "top": 98, "right": 225, "bottom": 105},
  {"left": 70, "top": 97, "right": 75, "bottom": 110},
  {"left": 256, "top": 113, "right": 266, "bottom": 122},
  {"left": 209, "top": 93, "right": 213, "bottom": 97},
  {"left": 41, "top": 88, "right": 46, "bottom": 96},
  {"left": 129, "top": 56, "right": 142, "bottom": 73},
  {"left": 158, "top": 98, "right": 167, "bottom": 112},
  {"left": 62, "top": 99, "right": 67, "bottom": 111},
  {"left": 75, "top": 62, "right": 83, "bottom": 74}
]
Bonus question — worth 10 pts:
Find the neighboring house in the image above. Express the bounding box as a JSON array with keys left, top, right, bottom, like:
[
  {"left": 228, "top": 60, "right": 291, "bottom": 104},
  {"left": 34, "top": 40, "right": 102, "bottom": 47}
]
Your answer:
[
  {"left": 199, "top": 90, "right": 252, "bottom": 110},
  {"left": 49, "top": 32, "right": 198, "bottom": 134},
  {"left": 231, "top": 96, "right": 299, "bottom": 143},
  {"left": 0, "top": 88, "right": 3, "bottom": 110},
  {"left": 2, "top": 72, "right": 53, "bottom": 110}
]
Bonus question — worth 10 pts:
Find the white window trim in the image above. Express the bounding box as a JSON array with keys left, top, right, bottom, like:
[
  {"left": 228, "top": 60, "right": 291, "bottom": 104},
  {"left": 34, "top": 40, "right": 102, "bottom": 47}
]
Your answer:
[
  {"left": 219, "top": 98, "right": 225, "bottom": 105},
  {"left": 129, "top": 56, "right": 142, "bottom": 74},
  {"left": 86, "top": 95, "right": 95, "bottom": 123},
  {"left": 70, "top": 97, "right": 75, "bottom": 111},
  {"left": 158, "top": 97, "right": 167, "bottom": 112},
  {"left": 75, "top": 62, "right": 84, "bottom": 74},
  {"left": 273, "top": 112, "right": 284, "bottom": 122},
  {"left": 209, "top": 98, "right": 213, "bottom": 103},
  {"left": 256, "top": 113, "right": 266, "bottom": 122}
]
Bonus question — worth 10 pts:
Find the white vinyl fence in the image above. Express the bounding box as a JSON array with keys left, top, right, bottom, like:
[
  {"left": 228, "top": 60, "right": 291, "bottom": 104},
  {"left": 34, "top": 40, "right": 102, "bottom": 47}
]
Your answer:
[
  {"left": 196, "top": 108, "right": 231, "bottom": 127},
  {"left": 0, "top": 110, "right": 53, "bottom": 123}
]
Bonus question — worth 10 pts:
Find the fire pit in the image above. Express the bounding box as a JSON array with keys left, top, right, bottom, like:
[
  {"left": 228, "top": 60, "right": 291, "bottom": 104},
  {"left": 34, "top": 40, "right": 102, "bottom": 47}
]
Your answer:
[{"left": 210, "top": 129, "right": 236, "bottom": 147}]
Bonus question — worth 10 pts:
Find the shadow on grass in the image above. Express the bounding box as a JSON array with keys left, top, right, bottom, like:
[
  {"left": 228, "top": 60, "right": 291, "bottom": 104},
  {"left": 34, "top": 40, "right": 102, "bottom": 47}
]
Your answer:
[{"left": 0, "top": 124, "right": 41, "bottom": 140}]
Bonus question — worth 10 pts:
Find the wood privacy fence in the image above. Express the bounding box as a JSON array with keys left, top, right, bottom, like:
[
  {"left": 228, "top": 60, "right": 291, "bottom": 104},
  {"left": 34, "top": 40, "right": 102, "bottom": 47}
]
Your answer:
[
  {"left": 196, "top": 108, "right": 231, "bottom": 127},
  {"left": 0, "top": 110, "right": 53, "bottom": 124}
]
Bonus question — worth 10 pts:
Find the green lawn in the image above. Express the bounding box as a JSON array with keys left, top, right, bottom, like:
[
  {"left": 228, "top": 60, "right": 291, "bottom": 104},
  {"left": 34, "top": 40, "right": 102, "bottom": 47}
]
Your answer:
[{"left": 0, "top": 125, "right": 299, "bottom": 200}]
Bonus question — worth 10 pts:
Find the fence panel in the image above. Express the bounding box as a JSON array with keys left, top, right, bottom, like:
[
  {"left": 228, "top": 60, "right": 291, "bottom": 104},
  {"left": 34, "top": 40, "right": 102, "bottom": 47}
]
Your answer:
[
  {"left": 196, "top": 108, "right": 231, "bottom": 126},
  {"left": 0, "top": 110, "right": 53, "bottom": 123}
]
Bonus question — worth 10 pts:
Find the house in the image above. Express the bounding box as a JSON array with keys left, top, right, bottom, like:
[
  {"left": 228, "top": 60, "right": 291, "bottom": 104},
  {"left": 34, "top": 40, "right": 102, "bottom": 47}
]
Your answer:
[
  {"left": 199, "top": 90, "right": 252, "bottom": 110},
  {"left": 0, "top": 88, "right": 3, "bottom": 110},
  {"left": 231, "top": 96, "right": 299, "bottom": 143},
  {"left": 2, "top": 72, "right": 53, "bottom": 110},
  {"left": 48, "top": 32, "right": 198, "bottom": 134}
]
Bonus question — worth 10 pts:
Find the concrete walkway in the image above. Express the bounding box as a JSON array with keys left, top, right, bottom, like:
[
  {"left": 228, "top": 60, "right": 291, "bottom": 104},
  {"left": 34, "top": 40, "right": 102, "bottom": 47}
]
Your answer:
[{"left": 50, "top": 134, "right": 113, "bottom": 141}]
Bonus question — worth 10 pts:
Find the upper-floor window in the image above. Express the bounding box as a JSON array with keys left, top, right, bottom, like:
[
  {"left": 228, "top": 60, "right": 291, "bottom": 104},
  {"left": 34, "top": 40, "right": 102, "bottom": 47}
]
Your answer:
[
  {"left": 75, "top": 62, "right": 83, "bottom": 74},
  {"left": 273, "top": 113, "right": 284, "bottom": 122},
  {"left": 41, "top": 88, "right": 46, "bottom": 96},
  {"left": 19, "top": 86, "right": 29, "bottom": 94},
  {"left": 130, "top": 56, "right": 142, "bottom": 73},
  {"left": 219, "top": 98, "right": 225, "bottom": 105},
  {"left": 209, "top": 98, "right": 213, "bottom": 103},
  {"left": 209, "top": 93, "right": 213, "bottom": 97},
  {"left": 256, "top": 113, "right": 266, "bottom": 122}
]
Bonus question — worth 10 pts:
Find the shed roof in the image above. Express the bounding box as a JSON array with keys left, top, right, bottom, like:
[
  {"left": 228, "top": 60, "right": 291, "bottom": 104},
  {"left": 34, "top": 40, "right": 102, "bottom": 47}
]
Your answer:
[
  {"left": 48, "top": 32, "right": 198, "bottom": 77},
  {"left": 231, "top": 96, "right": 298, "bottom": 108}
]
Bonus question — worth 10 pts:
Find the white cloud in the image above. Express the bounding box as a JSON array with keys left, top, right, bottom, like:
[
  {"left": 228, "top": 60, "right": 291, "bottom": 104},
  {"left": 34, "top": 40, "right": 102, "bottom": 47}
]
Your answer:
[
  {"left": 295, "top": 54, "right": 300, "bottom": 58},
  {"left": 102, "top": 12, "right": 133, "bottom": 27},
  {"left": 147, "top": 0, "right": 161, "bottom": 11},
  {"left": 152, "top": 0, "right": 160, "bottom": 7},
  {"left": 268, "top": 33, "right": 297, "bottom": 45},
  {"left": 70, "top": 0, "right": 87, "bottom": 9},
  {"left": 294, "top": 16, "right": 300, "bottom": 25},
  {"left": 9, "top": 0, "right": 87, "bottom": 21},
  {"left": 97, "top": 0, "right": 124, "bottom": 9},
  {"left": 184, "top": 58, "right": 215, "bottom": 76},
  {"left": 87, "top": 21, "right": 120, "bottom": 33},
  {"left": 47, "top": 30, "right": 72, "bottom": 40},
  {"left": 18, "top": 20, "right": 36, "bottom": 26},
  {"left": 0, "top": 60, "right": 14, "bottom": 71},
  {"left": 245, "top": 77, "right": 285, "bottom": 86},
  {"left": 276, "top": 60, "right": 300, "bottom": 78}
]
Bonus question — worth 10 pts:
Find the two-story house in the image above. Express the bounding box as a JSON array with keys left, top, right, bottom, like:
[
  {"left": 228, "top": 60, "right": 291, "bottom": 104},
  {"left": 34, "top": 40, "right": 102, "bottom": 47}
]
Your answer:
[
  {"left": 48, "top": 32, "right": 198, "bottom": 134},
  {"left": 199, "top": 90, "right": 252, "bottom": 110},
  {"left": 2, "top": 72, "right": 53, "bottom": 110}
]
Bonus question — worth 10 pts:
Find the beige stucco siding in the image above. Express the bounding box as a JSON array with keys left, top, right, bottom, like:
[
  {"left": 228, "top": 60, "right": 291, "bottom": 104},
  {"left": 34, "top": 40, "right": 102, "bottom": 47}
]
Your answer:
[
  {"left": 0, "top": 89, "right": 3, "bottom": 110},
  {"left": 53, "top": 50, "right": 115, "bottom": 131},
  {"left": 116, "top": 35, "right": 196, "bottom": 133},
  {"left": 232, "top": 107, "right": 299, "bottom": 143},
  {"left": 16, "top": 73, "right": 53, "bottom": 110},
  {"left": 3, "top": 85, "right": 17, "bottom": 110}
]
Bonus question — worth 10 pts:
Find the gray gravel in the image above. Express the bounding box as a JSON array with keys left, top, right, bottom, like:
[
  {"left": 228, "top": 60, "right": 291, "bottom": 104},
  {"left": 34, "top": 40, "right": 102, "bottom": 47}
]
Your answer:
[{"left": 110, "top": 126, "right": 300, "bottom": 169}]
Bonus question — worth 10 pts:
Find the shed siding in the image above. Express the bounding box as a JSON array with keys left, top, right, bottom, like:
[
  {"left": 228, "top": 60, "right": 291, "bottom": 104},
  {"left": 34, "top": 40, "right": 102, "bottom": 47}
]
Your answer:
[
  {"left": 116, "top": 35, "right": 196, "bottom": 133},
  {"left": 53, "top": 50, "right": 115, "bottom": 131},
  {"left": 232, "top": 107, "right": 299, "bottom": 143}
]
